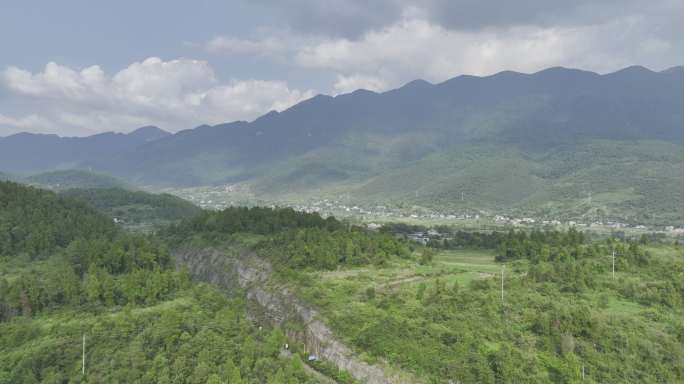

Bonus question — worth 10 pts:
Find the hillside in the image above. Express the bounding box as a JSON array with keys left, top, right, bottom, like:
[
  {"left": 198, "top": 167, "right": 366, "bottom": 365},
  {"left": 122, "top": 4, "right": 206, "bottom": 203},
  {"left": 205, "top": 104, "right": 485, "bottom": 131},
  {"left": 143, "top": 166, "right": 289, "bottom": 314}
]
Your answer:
[
  {"left": 89, "top": 66, "right": 684, "bottom": 183},
  {"left": 291, "top": 234, "right": 684, "bottom": 383},
  {"left": 2, "top": 184, "right": 682, "bottom": 383},
  {"left": 62, "top": 188, "right": 202, "bottom": 227},
  {"left": 24, "top": 169, "right": 132, "bottom": 191},
  {"left": 0, "top": 126, "right": 170, "bottom": 174},
  {"left": 168, "top": 207, "right": 684, "bottom": 383},
  {"left": 0, "top": 181, "right": 118, "bottom": 257},
  {"left": 307, "top": 140, "right": 684, "bottom": 225},
  {"left": 0, "top": 182, "right": 323, "bottom": 383}
]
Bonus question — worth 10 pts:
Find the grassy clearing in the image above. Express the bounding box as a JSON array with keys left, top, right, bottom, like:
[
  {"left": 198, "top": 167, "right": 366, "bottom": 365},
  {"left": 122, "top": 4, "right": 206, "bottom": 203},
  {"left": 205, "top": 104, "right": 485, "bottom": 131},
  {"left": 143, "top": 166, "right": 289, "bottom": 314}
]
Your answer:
[
  {"left": 603, "top": 297, "right": 644, "bottom": 316},
  {"left": 308, "top": 249, "right": 502, "bottom": 301},
  {"left": 644, "top": 244, "right": 684, "bottom": 263},
  {"left": 434, "top": 249, "right": 500, "bottom": 271}
]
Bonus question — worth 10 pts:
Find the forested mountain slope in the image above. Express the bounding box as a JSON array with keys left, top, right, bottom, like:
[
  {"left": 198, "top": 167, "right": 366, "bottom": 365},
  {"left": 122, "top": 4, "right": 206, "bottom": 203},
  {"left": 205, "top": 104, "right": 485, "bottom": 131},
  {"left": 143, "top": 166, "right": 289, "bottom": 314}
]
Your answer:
[
  {"left": 25, "top": 169, "right": 132, "bottom": 191},
  {"left": 0, "top": 182, "right": 320, "bottom": 383},
  {"left": 166, "top": 206, "right": 684, "bottom": 383},
  {"left": 0, "top": 126, "right": 169, "bottom": 174},
  {"left": 86, "top": 66, "right": 684, "bottom": 186},
  {"left": 1, "top": 181, "right": 682, "bottom": 383},
  {"left": 89, "top": 66, "right": 684, "bottom": 224},
  {"left": 62, "top": 188, "right": 202, "bottom": 227}
]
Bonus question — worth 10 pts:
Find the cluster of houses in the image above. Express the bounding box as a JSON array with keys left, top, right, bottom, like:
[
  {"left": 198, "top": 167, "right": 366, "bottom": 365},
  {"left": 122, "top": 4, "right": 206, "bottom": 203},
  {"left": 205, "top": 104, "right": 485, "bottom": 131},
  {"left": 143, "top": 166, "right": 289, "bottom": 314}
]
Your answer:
[{"left": 406, "top": 229, "right": 442, "bottom": 245}]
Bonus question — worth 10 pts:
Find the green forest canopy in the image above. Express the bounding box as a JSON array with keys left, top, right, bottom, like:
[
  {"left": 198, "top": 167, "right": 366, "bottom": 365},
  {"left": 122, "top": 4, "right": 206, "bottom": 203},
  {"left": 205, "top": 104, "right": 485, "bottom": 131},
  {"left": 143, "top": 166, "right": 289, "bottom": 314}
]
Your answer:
[{"left": 0, "top": 182, "right": 319, "bottom": 383}]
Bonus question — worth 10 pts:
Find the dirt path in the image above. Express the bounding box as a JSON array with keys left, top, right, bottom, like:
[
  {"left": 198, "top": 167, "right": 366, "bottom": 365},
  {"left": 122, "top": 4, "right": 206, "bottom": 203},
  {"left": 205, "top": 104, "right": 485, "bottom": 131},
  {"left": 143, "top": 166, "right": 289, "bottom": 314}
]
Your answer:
[{"left": 375, "top": 275, "right": 427, "bottom": 291}]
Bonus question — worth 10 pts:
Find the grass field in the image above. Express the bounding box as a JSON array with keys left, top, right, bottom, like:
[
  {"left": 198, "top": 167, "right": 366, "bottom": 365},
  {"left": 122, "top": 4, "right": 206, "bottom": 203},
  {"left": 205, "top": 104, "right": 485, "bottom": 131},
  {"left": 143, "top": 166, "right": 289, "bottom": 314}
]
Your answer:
[{"left": 309, "top": 249, "right": 503, "bottom": 303}]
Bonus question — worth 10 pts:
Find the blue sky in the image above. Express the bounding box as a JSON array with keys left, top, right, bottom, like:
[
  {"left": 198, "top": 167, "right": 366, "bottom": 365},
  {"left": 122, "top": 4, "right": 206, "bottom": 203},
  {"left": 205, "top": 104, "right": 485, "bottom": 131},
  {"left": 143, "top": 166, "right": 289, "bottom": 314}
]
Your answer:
[
  {"left": 1, "top": 0, "right": 683, "bottom": 136},
  {"left": 0, "top": 1, "right": 331, "bottom": 88}
]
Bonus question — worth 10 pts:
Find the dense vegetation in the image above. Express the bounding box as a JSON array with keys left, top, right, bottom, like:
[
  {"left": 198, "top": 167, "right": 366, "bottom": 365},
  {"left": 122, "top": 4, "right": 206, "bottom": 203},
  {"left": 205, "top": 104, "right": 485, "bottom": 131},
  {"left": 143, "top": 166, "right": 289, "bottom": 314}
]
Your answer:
[
  {"left": 260, "top": 228, "right": 411, "bottom": 270},
  {"left": 0, "top": 182, "right": 116, "bottom": 257},
  {"left": 3, "top": 180, "right": 682, "bottom": 383},
  {"left": 62, "top": 188, "right": 202, "bottom": 226},
  {"left": 171, "top": 206, "right": 343, "bottom": 236},
  {"left": 25, "top": 170, "right": 130, "bottom": 191},
  {"left": 346, "top": 140, "right": 684, "bottom": 226},
  {"left": 293, "top": 228, "right": 684, "bottom": 383},
  {"left": 169, "top": 206, "right": 411, "bottom": 270},
  {"left": 0, "top": 182, "right": 318, "bottom": 383}
]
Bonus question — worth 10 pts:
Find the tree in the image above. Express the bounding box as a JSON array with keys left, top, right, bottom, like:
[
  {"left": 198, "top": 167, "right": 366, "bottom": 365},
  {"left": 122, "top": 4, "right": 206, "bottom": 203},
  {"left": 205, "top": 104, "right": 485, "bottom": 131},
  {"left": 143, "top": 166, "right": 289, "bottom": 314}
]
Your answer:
[{"left": 419, "top": 247, "right": 434, "bottom": 265}]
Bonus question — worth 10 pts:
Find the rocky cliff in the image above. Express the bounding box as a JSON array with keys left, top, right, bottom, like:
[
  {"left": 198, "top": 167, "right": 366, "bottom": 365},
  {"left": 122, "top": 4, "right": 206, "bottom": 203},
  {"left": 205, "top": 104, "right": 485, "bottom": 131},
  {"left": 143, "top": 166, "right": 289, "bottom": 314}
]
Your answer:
[{"left": 174, "top": 247, "right": 418, "bottom": 384}]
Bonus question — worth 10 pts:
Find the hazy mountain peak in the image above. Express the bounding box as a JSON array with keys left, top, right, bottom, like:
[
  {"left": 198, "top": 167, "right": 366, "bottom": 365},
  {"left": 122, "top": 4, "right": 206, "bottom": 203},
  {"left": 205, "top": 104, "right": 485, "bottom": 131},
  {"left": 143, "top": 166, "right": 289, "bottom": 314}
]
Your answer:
[
  {"left": 610, "top": 65, "right": 655, "bottom": 76},
  {"left": 662, "top": 65, "right": 684, "bottom": 75},
  {"left": 487, "top": 70, "right": 527, "bottom": 79},
  {"left": 400, "top": 79, "right": 432, "bottom": 89},
  {"left": 534, "top": 66, "right": 598, "bottom": 77},
  {"left": 253, "top": 110, "right": 280, "bottom": 123},
  {"left": 3, "top": 132, "right": 59, "bottom": 140},
  {"left": 347, "top": 88, "right": 379, "bottom": 96},
  {"left": 127, "top": 126, "right": 171, "bottom": 142}
]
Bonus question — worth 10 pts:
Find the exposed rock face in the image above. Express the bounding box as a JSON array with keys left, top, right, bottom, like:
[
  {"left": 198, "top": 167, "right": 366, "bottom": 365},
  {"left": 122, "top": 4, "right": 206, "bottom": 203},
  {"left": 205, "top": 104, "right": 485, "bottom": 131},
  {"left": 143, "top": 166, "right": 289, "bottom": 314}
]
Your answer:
[{"left": 174, "top": 247, "right": 417, "bottom": 384}]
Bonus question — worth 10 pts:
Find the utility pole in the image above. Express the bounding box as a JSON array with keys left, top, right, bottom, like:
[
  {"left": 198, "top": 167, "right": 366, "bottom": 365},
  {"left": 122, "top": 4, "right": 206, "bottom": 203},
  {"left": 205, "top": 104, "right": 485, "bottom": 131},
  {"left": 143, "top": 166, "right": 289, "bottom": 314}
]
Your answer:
[
  {"left": 612, "top": 247, "right": 616, "bottom": 280},
  {"left": 461, "top": 191, "right": 464, "bottom": 202},
  {"left": 82, "top": 333, "right": 86, "bottom": 376},
  {"left": 501, "top": 265, "right": 505, "bottom": 304}
]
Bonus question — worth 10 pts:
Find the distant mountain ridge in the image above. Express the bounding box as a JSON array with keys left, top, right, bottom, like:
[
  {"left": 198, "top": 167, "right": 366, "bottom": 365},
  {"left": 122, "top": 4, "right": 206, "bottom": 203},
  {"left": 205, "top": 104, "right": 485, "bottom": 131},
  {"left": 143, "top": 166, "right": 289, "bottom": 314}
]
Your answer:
[
  {"left": 3, "top": 65, "right": 684, "bottom": 224},
  {"left": 0, "top": 126, "right": 170, "bottom": 174},
  {"left": 24, "top": 169, "right": 132, "bottom": 191},
  {"left": 84, "top": 65, "right": 684, "bottom": 183}
]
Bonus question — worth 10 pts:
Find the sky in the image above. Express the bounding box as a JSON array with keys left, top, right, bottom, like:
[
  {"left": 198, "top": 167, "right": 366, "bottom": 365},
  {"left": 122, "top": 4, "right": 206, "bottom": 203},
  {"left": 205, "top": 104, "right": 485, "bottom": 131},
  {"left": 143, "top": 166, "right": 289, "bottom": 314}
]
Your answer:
[{"left": 1, "top": 0, "right": 683, "bottom": 136}]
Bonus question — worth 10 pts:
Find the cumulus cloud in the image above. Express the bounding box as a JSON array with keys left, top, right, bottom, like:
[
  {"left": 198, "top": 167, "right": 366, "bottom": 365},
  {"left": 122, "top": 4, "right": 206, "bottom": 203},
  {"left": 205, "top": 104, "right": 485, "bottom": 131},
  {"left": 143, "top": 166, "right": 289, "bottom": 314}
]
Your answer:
[
  {"left": 204, "top": 36, "right": 289, "bottom": 56},
  {"left": 212, "top": 1, "right": 682, "bottom": 93},
  {"left": 0, "top": 58, "right": 315, "bottom": 135},
  {"left": 295, "top": 18, "right": 643, "bottom": 92}
]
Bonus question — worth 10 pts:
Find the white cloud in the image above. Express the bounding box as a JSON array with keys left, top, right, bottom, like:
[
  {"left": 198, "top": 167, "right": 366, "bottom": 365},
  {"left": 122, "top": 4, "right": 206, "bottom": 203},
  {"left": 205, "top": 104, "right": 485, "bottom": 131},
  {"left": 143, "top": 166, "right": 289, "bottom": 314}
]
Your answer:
[
  {"left": 196, "top": 80, "right": 315, "bottom": 123},
  {"left": 0, "top": 57, "right": 315, "bottom": 135},
  {"left": 291, "top": 16, "right": 675, "bottom": 93},
  {"left": 0, "top": 113, "right": 56, "bottom": 131},
  {"left": 200, "top": 11, "right": 676, "bottom": 94},
  {"left": 201, "top": 31, "right": 324, "bottom": 60},
  {"left": 205, "top": 36, "right": 288, "bottom": 56}
]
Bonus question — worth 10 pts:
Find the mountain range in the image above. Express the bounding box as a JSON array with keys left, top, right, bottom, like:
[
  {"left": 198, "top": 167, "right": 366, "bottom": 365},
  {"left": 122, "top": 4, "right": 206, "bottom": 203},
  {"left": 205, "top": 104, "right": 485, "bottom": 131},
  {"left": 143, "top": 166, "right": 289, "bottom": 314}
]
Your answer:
[
  {"left": 0, "top": 125, "right": 170, "bottom": 174},
  {"left": 3, "top": 65, "right": 684, "bottom": 224}
]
